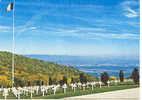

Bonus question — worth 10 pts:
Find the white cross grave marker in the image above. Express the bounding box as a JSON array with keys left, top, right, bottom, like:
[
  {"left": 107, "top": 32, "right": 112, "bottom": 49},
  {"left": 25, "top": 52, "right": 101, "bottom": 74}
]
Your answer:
[
  {"left": 107, "top": 80, "right": 110, "bottom": 87},
  {"left": 3, "top": 88, "right": 8, "bottom": 99},
  {"left": 62, "top": 84, "right": 67, "bottom": 93},
  {"left": 99, "top": 81, "right": 102, "bottom": 88},
  {"left": 82, "top": 84, "right": 86, "bottom": 91}
]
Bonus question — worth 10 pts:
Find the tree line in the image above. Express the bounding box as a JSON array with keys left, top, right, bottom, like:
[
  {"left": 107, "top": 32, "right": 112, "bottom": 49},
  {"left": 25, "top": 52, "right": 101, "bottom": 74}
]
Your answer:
[
  {"left": 101, "top": 68, "right": 139, "bottom": 85},
  {"left": 26, "top": 68, "right": 139, "bottom": 87}
]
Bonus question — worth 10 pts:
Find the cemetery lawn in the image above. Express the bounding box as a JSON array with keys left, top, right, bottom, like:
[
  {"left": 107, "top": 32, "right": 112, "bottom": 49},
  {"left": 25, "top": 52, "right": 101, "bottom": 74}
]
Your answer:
[
  {"left": 33, "top": 85, "right": 138, "bottom": 99},
  {"left": 0, "top": 84, "right": 138, "bottom": 99}
]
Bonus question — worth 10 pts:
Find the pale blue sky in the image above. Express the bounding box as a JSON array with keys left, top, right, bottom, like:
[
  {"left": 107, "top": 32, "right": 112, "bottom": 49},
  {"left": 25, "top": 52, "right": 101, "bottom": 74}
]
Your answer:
[{"left": 0, "top": 0, "right": 140, "bottom": 57}]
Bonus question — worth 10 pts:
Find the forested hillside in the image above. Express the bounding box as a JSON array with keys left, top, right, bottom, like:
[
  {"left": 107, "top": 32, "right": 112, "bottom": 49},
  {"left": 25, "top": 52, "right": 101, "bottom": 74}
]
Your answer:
[{"left": 0, "top": 51, "right": 95, "bottom": 87}]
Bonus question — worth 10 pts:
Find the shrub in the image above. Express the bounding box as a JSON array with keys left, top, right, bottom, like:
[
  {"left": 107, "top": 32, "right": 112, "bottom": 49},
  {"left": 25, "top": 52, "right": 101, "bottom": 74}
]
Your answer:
[{"left": 110, "top": 76, "right": 117, "bottom": 80}]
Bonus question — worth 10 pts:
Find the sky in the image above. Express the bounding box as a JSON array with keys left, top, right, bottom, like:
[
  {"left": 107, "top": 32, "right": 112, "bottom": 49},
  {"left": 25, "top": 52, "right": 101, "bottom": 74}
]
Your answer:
[{"left": 0, "top": 0, "right": 140, "bottom": 57}]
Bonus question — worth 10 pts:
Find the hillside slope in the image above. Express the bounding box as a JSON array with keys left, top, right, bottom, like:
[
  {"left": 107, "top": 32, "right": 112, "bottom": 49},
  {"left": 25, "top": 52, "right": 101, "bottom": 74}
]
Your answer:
[{"left": 0, "top": 51, "right": 95, "bottom": 87}]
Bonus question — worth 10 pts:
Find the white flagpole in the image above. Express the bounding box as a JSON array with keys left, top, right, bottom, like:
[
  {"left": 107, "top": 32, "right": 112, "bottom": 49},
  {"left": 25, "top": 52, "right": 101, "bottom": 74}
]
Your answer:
[{"left": 12, "top": 1, "right": 15, "bottom": 87}]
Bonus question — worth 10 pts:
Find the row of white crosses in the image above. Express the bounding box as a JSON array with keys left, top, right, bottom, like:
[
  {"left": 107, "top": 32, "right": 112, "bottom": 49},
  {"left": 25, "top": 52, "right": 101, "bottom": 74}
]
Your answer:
[
  {"left": 70, "top": 83, "right": 77, "bottom": 92},
  {"left": 68, "top": 80, "right": 120, "bottom": 91},
  {"left": 0, "top": 85, "right": 59, "bottom": 99},
  {"left": 0, "top": 82, "right": 104, "bottom": 99},
  {"left": 69, "top": 81, "right": 102, "bottom": 92},
  {"left": 0, "top": 79, "right": 121, "bottom": 99}
]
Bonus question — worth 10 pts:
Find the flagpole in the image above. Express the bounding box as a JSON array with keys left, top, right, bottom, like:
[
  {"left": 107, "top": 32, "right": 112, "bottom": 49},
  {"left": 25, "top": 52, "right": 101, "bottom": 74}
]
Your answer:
[{"left": 12, "top": 1, "right": 15, "bottom": 87}]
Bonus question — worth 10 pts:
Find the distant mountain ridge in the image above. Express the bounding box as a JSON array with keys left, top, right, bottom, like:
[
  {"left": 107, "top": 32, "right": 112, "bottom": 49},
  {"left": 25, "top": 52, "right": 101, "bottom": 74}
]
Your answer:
[
  {"left": 24, "top": 54, "right": 139, "bottom": 78},
  {"left": 25, "top": 54, "right": 139, "bottom": 66}
]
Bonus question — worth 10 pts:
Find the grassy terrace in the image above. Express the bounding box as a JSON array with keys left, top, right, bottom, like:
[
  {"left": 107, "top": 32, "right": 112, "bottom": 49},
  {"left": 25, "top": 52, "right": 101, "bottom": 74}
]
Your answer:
[
  {"left": 0, "top": 82, "right": 139, "bottom": 99},
  {"left": 34, "top": 85, "right": 138, "bottom": 99}
]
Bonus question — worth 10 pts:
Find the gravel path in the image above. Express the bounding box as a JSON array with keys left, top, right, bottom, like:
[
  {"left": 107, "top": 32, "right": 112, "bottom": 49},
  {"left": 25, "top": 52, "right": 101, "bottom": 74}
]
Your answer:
[{"left": 64, "top": 88, "right": 139, "bottom": 100}]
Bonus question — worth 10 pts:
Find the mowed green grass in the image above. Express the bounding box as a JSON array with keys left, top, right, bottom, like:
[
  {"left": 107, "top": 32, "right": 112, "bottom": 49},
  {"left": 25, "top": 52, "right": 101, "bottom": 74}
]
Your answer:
[
  {"left": 33, "top": 85, "right": 138, "bottom": 99},
  {"left": 0, "top": 83, "right": 139, "bottom": 99}
]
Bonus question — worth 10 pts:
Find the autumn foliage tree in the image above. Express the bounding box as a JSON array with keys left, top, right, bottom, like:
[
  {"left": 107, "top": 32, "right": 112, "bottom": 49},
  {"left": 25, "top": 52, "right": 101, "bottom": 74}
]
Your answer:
[
  {"left": 0, "top": 75, "right": 10, "bottom": 87},
  {"left": 110, "top": 76, "right": 116, "bottom": 80}
]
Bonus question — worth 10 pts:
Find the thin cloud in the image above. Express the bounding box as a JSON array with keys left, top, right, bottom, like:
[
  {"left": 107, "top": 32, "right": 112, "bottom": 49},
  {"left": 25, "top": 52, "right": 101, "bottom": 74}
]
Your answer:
[
  {"left": 121, "top": 0, "right": 139, "bottom": 6},
  {"left": 127, "top": 21, "right": 139, "bottom": 28},
  {"left": 124, "top": 7, "right": 138, "bottom": 18},
  {"left": 0, "top": 26, "right": 10, "bottom": 29},
  {"left": 15, "top": 12, "right": 42, "bottom": 35},
  {"left": 93, "top": 33, "right": 139, "bottom": 39},
  {"left": 121, "top": 0, "right": 139, "bottom": 18},
  {"left": 0, "top": 25, "right": 10, "bottom": 32},
  {"left": 16, "top": 26, "right": 37, "bottom": 33},
  {"left": 39, "top": 25, "right": 139, "bottom": 40},
  {"left": 29, "top": 27, "right": 37, "bottom": 30}
]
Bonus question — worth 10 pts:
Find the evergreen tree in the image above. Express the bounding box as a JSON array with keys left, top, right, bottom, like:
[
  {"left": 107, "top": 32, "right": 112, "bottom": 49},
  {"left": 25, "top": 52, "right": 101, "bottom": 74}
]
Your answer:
[
  {"left": 41, "top": 81, "right": 44, "bottom": 85},
  {"left": 15, "top": 78, "right": 24, "bottom": 87},
  {"left": 132, "top": 68, "right": 139, "bottom": 84},
  {"left": 49, "top": 77, "right": 53, "bottom": 85},
  {"left": 27, "top": 81, "right": 31, "bottom": 86},
  {"left": 36, "top": 80, "right": 40, "bottom": 86},
  {"left": 62, "top": 76, "right": 67, "bottom": 84},
  {"left": 119, "top": 70, "right": 124, "bottom": 82},
  {"left": 101, "top": 72, "right": 109, "bottom": 85},
  {"left": 79, "top": 73, "right": 87, "bottom": 84},
  {"left": 71, "top": 77, "right": 75, "bottom": 83}
]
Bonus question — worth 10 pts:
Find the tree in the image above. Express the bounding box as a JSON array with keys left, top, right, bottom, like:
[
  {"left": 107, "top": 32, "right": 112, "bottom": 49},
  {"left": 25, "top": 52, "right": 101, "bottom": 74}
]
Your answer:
[
  {"left": 49, "top": 77, "right": 53, "bottom": 85},
  {"left": 62, "top": 76, "right": 67, "bottom": 84},
  {"left": 15, "top": 77, "right": 24, "bottom": 87},
  {"left": 79, "top": 73, "right": 87, "bottom": 84},
  {"left": 67, "top": 78, "right": 71, "bottom": 84},
  {"left": 41, "top": 81, "right": 44, "bottom": 85},
  {"left": 0, "top": 75, "right": 9, "bottom": 87},
  {"left": 36, "top": 80, "right": 40, "bottom": 86},
  {"left": 132, "top": 68, "right": 139, "bottom": 84},
  {"left": 71, "top": 77, "right": 75, "bottom": 83},
  {"left": 58, "top": 76, "right": 67, "bottom": 86},
  {"left": 101, "top": 72, "right": 109, "bottom": 85},
  {"left": 27, "top": 81, "right": 31, "bottom": 86},
  {"left": 119, "top": 70, "right": 124, "bottom": 82}
]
